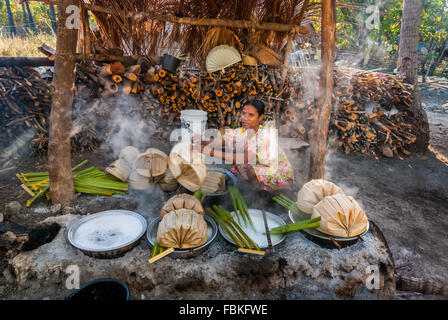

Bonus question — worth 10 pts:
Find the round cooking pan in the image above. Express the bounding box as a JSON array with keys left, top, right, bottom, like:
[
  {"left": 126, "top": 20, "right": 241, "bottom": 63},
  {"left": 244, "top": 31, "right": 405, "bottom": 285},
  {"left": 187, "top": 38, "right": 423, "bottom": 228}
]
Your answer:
[{"left": 288, "top": 210, "right": 369, "bottom": 249}]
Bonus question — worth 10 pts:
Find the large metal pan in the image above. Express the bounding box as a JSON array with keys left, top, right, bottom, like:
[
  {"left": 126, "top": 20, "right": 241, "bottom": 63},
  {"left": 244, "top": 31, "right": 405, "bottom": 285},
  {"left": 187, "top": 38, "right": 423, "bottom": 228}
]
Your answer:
[{"left": 67, "top": 210, "right": 147, "bottom": 259}]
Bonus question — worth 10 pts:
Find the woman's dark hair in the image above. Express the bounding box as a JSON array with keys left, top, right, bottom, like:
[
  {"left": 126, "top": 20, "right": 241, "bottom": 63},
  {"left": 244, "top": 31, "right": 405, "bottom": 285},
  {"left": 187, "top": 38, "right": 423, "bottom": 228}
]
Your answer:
[{"left": 245, "top": 99, "right": 265, "bottom": 116}]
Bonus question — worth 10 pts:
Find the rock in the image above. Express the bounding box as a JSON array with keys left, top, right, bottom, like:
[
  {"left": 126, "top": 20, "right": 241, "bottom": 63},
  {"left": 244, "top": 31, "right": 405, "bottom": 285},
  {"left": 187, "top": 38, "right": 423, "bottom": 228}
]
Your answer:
[
  {"left": 62, "top": 206, "right": 77, "bottom": 215},
  {"left": 50, "top": 204, "right": 62, "bottom": 215},
  {"left": 2, "top": 268, "right": 15, "bottom": 285},
  {"left": 0, "top": 213, "right": 3, "bottom": 223},
  {"left": 0, "top": 231, "right": 17, "bottom": 247},
  {"left": 5, "top": 201, "right": 22, "bottom": 219},
  {"left": 381, "top": 144, "right": 394, "bottom": 158}
]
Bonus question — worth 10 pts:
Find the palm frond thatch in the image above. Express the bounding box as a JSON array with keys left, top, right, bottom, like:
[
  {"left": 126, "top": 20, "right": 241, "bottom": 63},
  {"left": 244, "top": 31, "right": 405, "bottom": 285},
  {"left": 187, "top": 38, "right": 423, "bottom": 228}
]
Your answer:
[{"left": 84, "top": 0, "right": 322, "bottom": 65}]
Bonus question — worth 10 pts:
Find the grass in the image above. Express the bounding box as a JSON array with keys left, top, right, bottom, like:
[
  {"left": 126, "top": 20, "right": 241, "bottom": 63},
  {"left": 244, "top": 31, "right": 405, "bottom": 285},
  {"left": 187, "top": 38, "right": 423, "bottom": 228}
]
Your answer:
[{"left": 0, "top": 32, "right": 56, "bottom": 57}]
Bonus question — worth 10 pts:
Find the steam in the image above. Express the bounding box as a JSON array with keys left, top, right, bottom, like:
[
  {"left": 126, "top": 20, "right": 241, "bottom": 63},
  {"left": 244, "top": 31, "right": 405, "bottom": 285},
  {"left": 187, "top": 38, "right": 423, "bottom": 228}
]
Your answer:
[{"left": 102, "top": 96, "right": 157, "bottom": 158}]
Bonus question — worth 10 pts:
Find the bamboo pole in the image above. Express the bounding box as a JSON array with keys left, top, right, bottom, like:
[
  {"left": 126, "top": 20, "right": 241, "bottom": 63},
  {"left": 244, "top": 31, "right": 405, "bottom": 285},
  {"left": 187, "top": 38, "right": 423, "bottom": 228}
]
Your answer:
[
  {"left": 308, "top": 0, "right": 336, "bottom": 180},
  {"left": 48, "top": 0, "right": 78, "bottom": 205},
  {"left": 0, "top": 54, "right": 162, "bottom": 67}
]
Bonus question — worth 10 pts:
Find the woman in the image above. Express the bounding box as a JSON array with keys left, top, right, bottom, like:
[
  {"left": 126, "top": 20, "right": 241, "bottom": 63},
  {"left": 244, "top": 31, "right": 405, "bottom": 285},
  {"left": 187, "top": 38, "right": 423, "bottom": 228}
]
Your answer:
[{"left": 199, "top": 99, "right": 294, "bottom": 191}]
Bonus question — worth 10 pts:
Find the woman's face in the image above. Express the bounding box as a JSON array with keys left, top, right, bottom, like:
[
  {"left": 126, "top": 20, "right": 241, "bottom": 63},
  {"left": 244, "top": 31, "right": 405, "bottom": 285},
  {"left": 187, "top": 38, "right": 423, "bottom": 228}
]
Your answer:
[{"left": 241, "top": 105, "right": 263, "bottom": 130}]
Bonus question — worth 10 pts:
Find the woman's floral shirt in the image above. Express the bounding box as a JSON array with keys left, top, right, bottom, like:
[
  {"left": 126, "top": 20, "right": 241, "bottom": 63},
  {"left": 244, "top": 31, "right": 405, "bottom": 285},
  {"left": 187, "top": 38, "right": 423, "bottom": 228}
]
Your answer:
[{"left": 222, "top": 125, "right": 294, "bottom": 191}]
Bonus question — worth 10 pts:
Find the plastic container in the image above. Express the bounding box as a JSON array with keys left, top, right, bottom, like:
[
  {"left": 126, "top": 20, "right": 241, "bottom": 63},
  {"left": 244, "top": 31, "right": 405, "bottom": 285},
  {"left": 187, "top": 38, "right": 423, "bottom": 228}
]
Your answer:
[
  {"left": 162, "top": 54, "right": 181, "bottom": 74},
  {"left": 180, "top": 110, "right": 208, "bottom": 143},
  {"left": 67, "top": 278, "right": 130, "bottom": 301}
]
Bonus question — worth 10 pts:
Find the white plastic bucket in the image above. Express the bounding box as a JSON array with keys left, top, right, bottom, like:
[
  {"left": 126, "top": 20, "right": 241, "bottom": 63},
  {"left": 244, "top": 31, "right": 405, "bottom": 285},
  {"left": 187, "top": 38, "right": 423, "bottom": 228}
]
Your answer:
[{"left": 180, "top": 110, "right": 208, "bottom": 142}]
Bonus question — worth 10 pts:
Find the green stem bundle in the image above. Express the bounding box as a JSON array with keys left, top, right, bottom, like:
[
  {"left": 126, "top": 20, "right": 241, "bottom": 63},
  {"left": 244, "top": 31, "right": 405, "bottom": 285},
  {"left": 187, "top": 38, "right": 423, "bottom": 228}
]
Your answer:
[
  {"left": 273, "top": 194, "right": 307, "bottom": 219},
  {"left": 229, "top": 186, "right": 255, "bottom": 232},
  {"left": 267, "top": 217, "right": 321, "bottom": 235},
  {"left": 208, "top": 205, "right": 260, "bottom": 251},
  {"left": 151, "top": 240, "right": 168, "bottom": 257},
  {"left": 17, "top": 160, "right": 128, "bottom": 207}
]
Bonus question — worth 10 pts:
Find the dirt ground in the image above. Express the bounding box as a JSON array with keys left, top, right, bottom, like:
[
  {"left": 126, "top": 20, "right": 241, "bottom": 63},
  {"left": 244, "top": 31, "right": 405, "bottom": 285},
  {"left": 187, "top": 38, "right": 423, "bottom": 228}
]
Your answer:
[{"left": 0, "top": 83, "right": 447, "bottom": 300}]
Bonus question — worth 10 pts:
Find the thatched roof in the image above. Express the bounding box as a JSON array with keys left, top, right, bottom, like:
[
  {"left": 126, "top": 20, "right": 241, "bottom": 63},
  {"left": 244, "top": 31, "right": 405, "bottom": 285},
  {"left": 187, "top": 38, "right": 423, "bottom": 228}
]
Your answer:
[{"left": 85, "top": 0, "right": 321, "bottom": 65}]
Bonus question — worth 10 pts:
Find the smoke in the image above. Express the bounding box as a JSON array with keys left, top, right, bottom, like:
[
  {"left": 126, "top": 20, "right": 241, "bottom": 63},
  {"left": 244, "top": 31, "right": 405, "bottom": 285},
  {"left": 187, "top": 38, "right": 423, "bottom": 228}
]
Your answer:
[
  {"left": 101, "top": 95, "right": 157, "bottom": 158},
  {"left": 129, "top": 186, "right": 167, "bottom": 222}
]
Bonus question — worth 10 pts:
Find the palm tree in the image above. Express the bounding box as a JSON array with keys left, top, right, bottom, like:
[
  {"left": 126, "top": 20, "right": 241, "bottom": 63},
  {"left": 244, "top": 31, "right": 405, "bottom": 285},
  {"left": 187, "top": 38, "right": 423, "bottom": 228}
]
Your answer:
[
  {"left": 5, "top": 0, "right": 17, "bottom": 36},
  {"left": 397, "top": 0, "right": 429, "bottom": 151},
  {"left": 397, "top": 0, "right": 423, "bottom": 85}
]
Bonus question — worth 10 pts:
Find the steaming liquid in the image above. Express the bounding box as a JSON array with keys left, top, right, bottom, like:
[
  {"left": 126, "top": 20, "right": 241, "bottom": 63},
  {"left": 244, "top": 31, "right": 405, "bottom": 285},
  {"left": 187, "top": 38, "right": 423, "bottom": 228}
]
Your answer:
[
  {"left": 73, "top": 213, "right": 144, "bottom": 250},
  {"left": 229, "top": 209, "right": 283, "bottom": 248}
]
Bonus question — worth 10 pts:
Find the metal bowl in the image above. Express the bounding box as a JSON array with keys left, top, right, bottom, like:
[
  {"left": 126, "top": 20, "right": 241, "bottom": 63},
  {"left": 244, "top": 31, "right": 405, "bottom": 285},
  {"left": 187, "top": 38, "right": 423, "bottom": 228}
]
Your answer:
[
  {"left": 67, "top": 210, "right": 147, "bottom": 259},
  {"left": 218, "top": 209, "right": 286, "bottom": 250},
  {"left": 146, "top": 215, "right": 218, "bottom": 259},
  {"left": 288, "top": 210, "right": 370, "bottom": 248}
]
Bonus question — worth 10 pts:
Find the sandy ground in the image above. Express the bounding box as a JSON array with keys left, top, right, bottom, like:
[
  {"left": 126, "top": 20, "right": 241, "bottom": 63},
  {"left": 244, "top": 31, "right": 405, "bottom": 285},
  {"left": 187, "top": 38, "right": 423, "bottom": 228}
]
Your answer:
[{"left": 0, "top": 83, "right": 447, "bottom": 300}]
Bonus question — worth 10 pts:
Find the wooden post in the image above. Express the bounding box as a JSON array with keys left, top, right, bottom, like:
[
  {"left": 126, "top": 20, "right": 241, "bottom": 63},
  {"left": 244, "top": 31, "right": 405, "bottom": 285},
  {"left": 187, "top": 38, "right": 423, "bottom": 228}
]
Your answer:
[
  {"left": 281, "top": 30, "right": 295, "bottom": 83},
  {"left": 48, "top": 0, "right": 78, "bottom": 205},
  {"left": 78, "top": 3, "right": 92, "bottom": 55},
  {"left": 308, "top": 0, "right": 336, "bottom": 180}
]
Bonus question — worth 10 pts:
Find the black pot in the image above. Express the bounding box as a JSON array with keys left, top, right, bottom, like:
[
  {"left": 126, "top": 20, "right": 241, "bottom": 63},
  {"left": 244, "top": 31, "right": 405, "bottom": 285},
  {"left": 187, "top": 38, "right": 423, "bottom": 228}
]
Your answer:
[
  {"left": 162, "top": 54, "right": 181, "bottom": 74},
  {"left": 66, "top": 278, "right": 130, "bottom": 301}
]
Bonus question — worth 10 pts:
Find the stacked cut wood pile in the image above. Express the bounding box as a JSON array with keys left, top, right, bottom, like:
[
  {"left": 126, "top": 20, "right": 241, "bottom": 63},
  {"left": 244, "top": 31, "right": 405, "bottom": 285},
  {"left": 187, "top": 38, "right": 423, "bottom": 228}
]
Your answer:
[
  {"left": 80, "top": 59, "right": 296, "bottom": 129},
  {"left": 0, "top": 66, "right": 51, "bottom": 168},
  {"left": 331, "top": 68, "right": 417, "bottom": 158}
]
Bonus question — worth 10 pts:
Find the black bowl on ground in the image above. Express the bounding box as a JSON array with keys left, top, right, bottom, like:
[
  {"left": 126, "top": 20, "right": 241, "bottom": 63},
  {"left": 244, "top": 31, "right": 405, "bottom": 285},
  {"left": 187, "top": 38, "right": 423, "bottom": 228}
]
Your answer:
[{"left": 66, "top": 278, "right": 130, "bottom": 301}]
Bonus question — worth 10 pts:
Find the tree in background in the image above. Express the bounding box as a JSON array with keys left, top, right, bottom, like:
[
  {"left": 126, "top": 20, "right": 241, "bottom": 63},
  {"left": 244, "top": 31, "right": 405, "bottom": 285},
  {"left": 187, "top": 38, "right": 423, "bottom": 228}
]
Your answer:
[
  {"left": 24, "top": 0, "right": 37, "bottom": 33},
  {"left": 49, "top": 4, "right": 57, "bottom": 34},
  {"left": 21, "top": 1, "right": 28, "bottom": 32},
  {"left": 5, "top": 0, "right": 17, "bottom": 36},
  {"left": 397, "top": 0, "right": 429, "bottom": 151},
  {"left": 397, "top": 0, "right": 422, "bottom": 84}
]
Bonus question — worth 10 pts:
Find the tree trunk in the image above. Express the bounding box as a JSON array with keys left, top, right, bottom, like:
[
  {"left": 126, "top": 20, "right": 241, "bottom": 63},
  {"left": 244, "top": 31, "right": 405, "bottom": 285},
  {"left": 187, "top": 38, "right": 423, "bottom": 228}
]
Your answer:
[
  {"left": 48, "top": 0, "right": 78, "bottom": 205},
  {"left": 426, "top": 37, "right": 448, "bottom": 77},
  {"left": 308, "top": 0, "right": 336, "bottom": 180},
  {"left": 49, "top": 4, "right": 58, "bottom": 34},
  {"left": 5, "top": 0, "right": 17, "bottom": 36},
  {"left": 397, "top": 0, "right": 422, "bottom": 85},
  {"left": 25, "top": 1, "right": 37, "bottom": 33},
  {"left": 397, "top": 0, "right": 429, "bottom": 151},
  {"left": 21, "top": 3, "right": 29, "bottom": 33}
]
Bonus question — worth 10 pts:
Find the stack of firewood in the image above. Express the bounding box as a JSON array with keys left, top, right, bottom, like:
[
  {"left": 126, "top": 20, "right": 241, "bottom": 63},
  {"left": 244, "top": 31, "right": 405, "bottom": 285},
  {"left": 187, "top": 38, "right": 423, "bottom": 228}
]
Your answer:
[
  {"left": 81, "top": 59, "right": 294, "bottom": 128},
  {"left": 331, "top": 68, "right": 417, "bottom": 158},
  {"left": 276, "top": 67, "right": 418, "bottom": 158},
  {"left": 0, "top": 66, "right": 51, "bottom": 167}
]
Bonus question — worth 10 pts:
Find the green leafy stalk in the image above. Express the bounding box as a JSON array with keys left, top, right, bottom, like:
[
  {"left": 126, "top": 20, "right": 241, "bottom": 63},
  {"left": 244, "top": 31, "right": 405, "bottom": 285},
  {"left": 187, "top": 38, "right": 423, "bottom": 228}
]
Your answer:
[
  {"left": 235, "top": 188, "right": 255, "bottom": 232},
  {"left": 213, "top": 205, "right": 253, "bottom": 249},
  {"left": 26, "top": 185, "right": 49, "bottom": 207},
  {"left": 269, "top": 217, "right": 321, "bottom": 233},
  {"left": 229, "top": 187, "right": 242, "bottom": 224},
  {"left": 215, "top": 205, "right": 260, "bottom": 250},
  {"left": 208, "top": 207, "right": 244, "bottom": 248},
  {"left": 268, "top": 222, "right": 320, "bottom": 235}
]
